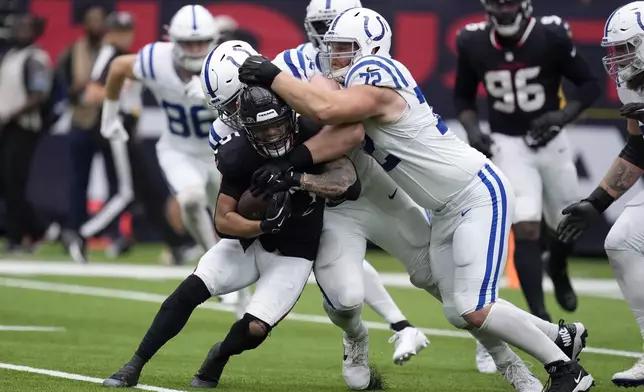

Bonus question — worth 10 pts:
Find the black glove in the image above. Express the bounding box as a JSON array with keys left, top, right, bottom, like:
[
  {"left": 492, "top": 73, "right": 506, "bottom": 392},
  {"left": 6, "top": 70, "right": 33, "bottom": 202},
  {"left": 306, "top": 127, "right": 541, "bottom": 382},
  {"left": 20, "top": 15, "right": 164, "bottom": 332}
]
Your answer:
[
  {"left": 259, "top": 191, "right": 292, "bottom": 234},
  {"left": 557, "top": 201, "right": 600, "bottom": 244},
  {"left": 265, "top": 171, "right": 302, "bottom": 195},
  {"left": 250, "top": 160, "right": 293, "bottom": 196},
  {"left": 238, "top": 55, "right": 282, "bottom": 86},
  {"left": 468, "top": 131, "right": 494, "bottom": 158},
  {"left": 525, "top": 110, "right": 567, "bottom": 149},
  {"left": 620, "top": 102, "right": 644, "bottom": 122}
]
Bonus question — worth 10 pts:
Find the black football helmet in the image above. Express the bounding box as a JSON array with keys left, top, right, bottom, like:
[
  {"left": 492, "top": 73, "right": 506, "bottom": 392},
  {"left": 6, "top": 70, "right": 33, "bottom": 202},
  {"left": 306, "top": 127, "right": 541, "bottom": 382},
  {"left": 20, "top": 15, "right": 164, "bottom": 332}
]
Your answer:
[
  {"left": 481, "top": 0, "right": 533, "bottom": 37},
  {"left": 239, "top": 85, "right": 297, "bottom": 158}
]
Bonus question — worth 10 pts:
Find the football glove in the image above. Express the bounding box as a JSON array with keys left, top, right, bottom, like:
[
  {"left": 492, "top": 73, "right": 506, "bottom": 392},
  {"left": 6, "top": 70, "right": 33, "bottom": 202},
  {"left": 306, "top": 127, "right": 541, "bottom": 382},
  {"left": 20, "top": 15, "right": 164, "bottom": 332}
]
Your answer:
[
  {"left": 468, "top": 131, "right": 494, "bottom": 158},
  {"left": 620, "top": 102, "right": 644, "bottom": 123},
  {"left": 525, "top": 110, "right": 567, "bottom": 149},
  {"left": 250, "top": 160, "right": 294, "bottom": 196},
  {"left": 557, "top": 201, "right": 600, "bottom": 244},
  {"left": 260, "top": 191, "right": 292, "bottom": 234},
  {"left": 238, "top": 55, "right": 282, "bottom": 86},
  {"left": 100, "top": 99, "right": 129, "bottom": 142}
]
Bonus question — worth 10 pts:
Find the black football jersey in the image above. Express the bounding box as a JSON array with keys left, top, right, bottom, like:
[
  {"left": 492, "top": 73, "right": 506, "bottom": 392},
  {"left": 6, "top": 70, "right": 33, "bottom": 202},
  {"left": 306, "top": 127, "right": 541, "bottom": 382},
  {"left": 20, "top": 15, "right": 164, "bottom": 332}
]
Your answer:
[
  {"left": 454, "top": 16, "right": 595, "bottom": 136},
  {"left": 215, "top": 116, "right": 326, "bottom": 261}
]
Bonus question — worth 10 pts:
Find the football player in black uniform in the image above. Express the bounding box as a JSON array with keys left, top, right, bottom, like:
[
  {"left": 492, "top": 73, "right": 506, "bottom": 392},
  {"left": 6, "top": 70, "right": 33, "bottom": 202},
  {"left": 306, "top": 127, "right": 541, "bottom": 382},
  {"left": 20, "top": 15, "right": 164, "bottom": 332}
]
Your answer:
[
  {"left": 102, "top": 85, "right": 361, "bottom": 389},
  {"left": 454, "top": 0, "right": 601, "bottom": 327}
]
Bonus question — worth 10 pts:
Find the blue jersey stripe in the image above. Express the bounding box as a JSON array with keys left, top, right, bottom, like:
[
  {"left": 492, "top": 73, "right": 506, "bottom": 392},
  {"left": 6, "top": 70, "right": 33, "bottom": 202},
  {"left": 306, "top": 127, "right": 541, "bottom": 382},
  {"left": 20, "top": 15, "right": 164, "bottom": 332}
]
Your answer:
[
  {"left": 137, "top": 47, "right": 147, "bottom": 78},
  {"left": 346, "top": 59, "right": 402, "bottom": 89},
  {"left": 284, "top": 50, "right": 302, "bottom": 79},
  {"left": 362, "top": 55, "right": 409, "bottom": 87},
  {"left": 148, "top": 43, "right": 156, "bottom": 80},
  {"left": 296, "top": 50, "right": 307, "bottom": 78}
]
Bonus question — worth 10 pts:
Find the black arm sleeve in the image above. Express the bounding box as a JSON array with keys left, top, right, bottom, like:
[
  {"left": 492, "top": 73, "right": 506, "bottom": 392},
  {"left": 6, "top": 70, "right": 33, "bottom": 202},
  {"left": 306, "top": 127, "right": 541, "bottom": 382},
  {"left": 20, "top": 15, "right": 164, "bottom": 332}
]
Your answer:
[
  {"left": 619, "top": 133, "right": 644, "bottom": 170},
  {"left": 554, "top": 21, "right": 601, "bottom": 109},
  {"left": 454, "top": 31, "right": 480, "bottom": 114}
]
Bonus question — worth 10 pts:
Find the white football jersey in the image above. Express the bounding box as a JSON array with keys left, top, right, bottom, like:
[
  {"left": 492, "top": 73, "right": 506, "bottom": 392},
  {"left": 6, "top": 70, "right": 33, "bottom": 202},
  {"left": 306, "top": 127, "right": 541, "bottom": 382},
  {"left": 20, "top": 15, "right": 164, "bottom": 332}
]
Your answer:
[
  {"left": 345, "top": 54, "right": 487, "bottom": 210},
  {"left": 133, "top": 42, "right": 216, "bottom": 156},
  {"left": 296, "top": 42, "right": 323, "bottom": 73},
  {"left": 618, "top": 84, "right": 644, "bottom": 135}
]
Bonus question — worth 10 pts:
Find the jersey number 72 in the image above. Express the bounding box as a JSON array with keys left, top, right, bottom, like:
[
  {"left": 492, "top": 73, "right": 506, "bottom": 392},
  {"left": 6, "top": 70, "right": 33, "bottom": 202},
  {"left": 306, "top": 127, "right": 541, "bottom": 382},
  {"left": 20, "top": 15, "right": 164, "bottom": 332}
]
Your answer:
[{"left": 484, "top": 66, "right": 545, "bottom": 114}]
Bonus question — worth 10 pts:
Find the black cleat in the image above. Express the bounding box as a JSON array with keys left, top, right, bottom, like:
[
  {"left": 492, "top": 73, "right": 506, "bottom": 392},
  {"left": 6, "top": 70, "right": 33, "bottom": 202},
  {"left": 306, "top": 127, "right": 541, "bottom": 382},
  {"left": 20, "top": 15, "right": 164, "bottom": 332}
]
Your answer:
[
  {"left": 190, "top": 342, "right": 228, "bottom": 388},
  {"left": 546, "top": 254, "right": 578, "bottom": 312},
  {"left": 103, "top": 362, "right": 142, "bottom": 388},
  {"left": 544, "top": 360, "right": 594, "bottom": 392},
  {"left": 554, "top": 320, "right": 588, "bottom": 361}
]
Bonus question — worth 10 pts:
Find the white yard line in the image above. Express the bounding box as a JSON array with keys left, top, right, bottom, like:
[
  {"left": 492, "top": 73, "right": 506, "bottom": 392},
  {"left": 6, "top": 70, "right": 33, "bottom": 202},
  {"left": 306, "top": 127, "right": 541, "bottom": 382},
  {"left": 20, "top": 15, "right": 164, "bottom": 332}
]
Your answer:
[
  {"left": 0, "top": 277, "right": 639, "bottom": 359},
  {"left": 0, "top": 260, "right": 625, "bottom": 299},
  {"left": 0, "top": 325, "right": 64, "bottom": 332},
  {"left": 0, "top": 362, "right": 187, "bottom": 392}
]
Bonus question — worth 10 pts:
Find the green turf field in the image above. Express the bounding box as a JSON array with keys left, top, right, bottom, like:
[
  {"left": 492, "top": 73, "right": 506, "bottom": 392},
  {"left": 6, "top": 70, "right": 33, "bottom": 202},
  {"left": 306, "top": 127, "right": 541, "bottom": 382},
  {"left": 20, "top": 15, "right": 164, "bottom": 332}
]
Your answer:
[{"left": 0, "top": 244, "right": 639, "bottom": 391}]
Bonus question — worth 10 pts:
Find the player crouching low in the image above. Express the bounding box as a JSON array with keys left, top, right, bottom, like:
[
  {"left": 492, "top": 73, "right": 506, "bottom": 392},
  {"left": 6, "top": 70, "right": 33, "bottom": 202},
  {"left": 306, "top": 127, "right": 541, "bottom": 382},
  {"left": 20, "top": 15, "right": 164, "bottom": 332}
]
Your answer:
[{"left": 103, "top": 85, "right": 368, "bottom": 389}]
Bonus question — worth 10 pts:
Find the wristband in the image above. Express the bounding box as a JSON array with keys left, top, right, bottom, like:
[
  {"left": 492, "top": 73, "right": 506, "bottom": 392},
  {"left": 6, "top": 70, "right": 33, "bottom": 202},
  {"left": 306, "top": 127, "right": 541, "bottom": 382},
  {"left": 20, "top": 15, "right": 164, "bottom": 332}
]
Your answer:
[{"left": 584, "top": 187, "right": 615, "bottom": 213}]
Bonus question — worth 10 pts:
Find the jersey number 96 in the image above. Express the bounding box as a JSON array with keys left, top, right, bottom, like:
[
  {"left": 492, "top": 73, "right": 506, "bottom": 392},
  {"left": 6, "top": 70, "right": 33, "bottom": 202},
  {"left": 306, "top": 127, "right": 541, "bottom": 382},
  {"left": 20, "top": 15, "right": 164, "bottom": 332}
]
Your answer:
[
  {"left": 484, "top": 67, "right": 545, "bottom": 114},
  {"left": 162, "top": 100, "right": 213, "bottom": 138}
]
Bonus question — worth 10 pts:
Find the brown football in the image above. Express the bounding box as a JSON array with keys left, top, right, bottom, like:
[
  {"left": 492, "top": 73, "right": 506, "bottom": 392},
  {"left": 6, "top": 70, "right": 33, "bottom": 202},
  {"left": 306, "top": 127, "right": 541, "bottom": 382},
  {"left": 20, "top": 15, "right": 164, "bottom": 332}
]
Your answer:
[{"left": 237, "top": 189, "right": 268, "bottom": 220}]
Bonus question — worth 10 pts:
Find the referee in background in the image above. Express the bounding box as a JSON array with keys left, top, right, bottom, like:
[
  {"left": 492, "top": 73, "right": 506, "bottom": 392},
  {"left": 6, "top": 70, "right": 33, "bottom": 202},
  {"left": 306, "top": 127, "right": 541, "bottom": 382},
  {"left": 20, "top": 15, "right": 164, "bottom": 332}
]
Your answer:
[{"left": 70, "top": 11, "right": 193, "bottom": 264}]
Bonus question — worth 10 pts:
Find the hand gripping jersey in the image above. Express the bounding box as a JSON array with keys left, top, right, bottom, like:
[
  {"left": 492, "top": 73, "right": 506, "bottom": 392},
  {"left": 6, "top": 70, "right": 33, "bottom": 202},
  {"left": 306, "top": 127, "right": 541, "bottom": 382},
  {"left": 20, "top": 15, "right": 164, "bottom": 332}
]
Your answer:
[
  {"left": 133, "top": 42, "right": 216, "bottom": 156},
  {"left": 215, "top": 116, "right": 327, "bottom": 261},
  {"left": 344, "top": 54, "right": 487, "bottom": 210},
  {"left": 455, "top": 16, "right": 593, "bottom": 136}
]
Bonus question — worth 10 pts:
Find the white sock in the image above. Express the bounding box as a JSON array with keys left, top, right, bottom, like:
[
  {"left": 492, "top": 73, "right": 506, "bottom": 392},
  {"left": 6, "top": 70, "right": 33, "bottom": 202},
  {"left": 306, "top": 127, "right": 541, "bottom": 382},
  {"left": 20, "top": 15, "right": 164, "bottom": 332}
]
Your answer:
[
  {"left": 179, "top": 198, "right": 217, "bottom": 250},
  {"left": 607, "top": 249, "right": 644, "bottom": 342},
  {"left": 362, "top": 260, "right": 406, "bottom": 325},
  {"left": 480, "top": 301, "right": 569, "bottom": 365},
  {"left": 324, "top": 301, "right": 367, "bottom": 338},
  {"left": 496, "top": 298, "right": 559, "bottom": 341},
  {"left": 470, "top": 328, "right": 520, "bottom": 368}
]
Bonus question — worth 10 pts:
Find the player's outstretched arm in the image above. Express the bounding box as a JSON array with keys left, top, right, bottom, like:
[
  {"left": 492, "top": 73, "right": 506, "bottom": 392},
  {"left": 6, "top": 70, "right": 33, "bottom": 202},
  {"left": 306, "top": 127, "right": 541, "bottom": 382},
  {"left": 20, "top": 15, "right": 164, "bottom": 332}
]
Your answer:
[
  {"left": 214, "top": 192, "right": 263, "bottom": 239},
  {"left": 99, "top": 54, "right": 137, "bottom": 141},
  {"left": 272, "top": 73, "right": 385, "bottom": 124},
  {"left": 298, "top": 156, "right": 361, "bottom": 202}
]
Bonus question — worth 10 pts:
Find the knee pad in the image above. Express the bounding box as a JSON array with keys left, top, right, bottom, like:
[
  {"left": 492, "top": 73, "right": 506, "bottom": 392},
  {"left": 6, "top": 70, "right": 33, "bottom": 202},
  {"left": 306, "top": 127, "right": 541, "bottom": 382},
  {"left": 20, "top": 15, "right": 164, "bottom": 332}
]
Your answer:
[
  {"left": 176, "top": 186, "right": 207, "bottom": 213},
  {"left": 442, "top": 305, "right": 469, "bottom": 329},
  {"left": 163, "top": 274, "right": 212, "bottom": 310},
  {"left": 224, "top": 313, "right": 272, "bottom": 356},
  {"left": 323, "top": 299, "right": 362, "bottom": 318}
]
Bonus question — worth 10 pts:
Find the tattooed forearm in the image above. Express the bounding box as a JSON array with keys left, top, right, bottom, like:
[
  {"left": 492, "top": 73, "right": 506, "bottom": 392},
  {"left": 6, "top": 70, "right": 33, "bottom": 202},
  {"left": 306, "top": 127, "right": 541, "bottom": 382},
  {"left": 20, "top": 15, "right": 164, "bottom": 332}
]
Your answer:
[
  {"left": 299, "top": 156, "right": 357, "bottom": 199},
  {"left": 600, "top": 157, "right": 644, "bottom": 198}
]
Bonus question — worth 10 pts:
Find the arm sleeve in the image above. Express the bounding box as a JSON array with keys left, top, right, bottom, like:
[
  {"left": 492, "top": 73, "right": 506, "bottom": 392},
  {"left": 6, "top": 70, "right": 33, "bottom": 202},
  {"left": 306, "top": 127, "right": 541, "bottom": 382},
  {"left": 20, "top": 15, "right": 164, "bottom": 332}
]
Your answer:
[
  {"left": 219, "top": 174, "right": 246, "bottom": 201},
  {"left": 453, "top": 30, "right": 480, "bottom": 113}
]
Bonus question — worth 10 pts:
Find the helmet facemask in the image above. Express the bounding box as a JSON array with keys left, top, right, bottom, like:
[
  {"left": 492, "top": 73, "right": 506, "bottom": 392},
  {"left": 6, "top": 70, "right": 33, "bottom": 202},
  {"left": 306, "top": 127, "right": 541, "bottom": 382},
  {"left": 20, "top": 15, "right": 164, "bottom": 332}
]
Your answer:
[
  {"left": 320, "top": 39, "right": 360, "bottom": 84},
  {"left": 603, "top": 35, "right": 644, "bottom": 89},
  {"left": 243, "top": 113, "right": 297, "bottom": 158},
  {"left": 482, "top": 0, "right": 531, "bottom": 37},
  {"left": 216, "top": 90, "right": 244, "bottom": 131},
  {"left": 305, "top": 17, "right": 333, "bottom": 50}
]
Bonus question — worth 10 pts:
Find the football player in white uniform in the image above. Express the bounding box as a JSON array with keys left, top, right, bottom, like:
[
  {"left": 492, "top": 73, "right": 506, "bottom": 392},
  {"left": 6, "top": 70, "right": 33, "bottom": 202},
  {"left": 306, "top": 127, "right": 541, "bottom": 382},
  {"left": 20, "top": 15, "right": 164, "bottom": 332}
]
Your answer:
[
  {"left": 559, "top": 2, "right": 644, "bottom": 387},
  {"left": 99, "top": 5, "right": 248, "bottom": 310},
  {"left": 239, "top": 8, "right": 593, "bottom": 392},
  {"left": 202, "top": 40, "right": 428, "bottom": 389}
]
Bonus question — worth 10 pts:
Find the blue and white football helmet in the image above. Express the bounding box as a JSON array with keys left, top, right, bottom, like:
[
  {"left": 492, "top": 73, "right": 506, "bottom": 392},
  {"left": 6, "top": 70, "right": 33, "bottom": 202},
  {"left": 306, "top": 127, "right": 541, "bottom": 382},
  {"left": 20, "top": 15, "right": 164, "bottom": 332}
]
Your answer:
[{"left": 602, "top": 2, "right": 644, "bottom": 86}]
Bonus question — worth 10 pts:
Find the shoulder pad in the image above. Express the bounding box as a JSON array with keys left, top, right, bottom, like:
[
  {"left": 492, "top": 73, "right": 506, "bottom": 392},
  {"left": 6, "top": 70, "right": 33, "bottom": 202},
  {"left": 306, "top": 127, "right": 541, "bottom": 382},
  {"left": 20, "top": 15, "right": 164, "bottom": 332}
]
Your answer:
[
  {"left": 345, "top": 55, "right": 412, "bottom": 90},
  {"left": 272, "top": 49, "right": 316, "bottom": 81},
  {"left": 209, "top": 118, "right": 236, "bottom": 152},
  {"left": 538, "top": 15, "right": 573, "bottom": 40},
  {"left": 132, "top": 41, "right": 170, "bottom": 83}
]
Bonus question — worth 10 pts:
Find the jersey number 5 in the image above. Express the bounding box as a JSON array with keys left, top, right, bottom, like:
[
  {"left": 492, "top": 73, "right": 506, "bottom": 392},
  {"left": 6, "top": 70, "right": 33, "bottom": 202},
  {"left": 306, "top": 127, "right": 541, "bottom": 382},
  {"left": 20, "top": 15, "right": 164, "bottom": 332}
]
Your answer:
[
  {"left": 162, "top": 100, "right": 213, "bottom": 138},
  {"left": 484, "top": 67, "right": 545, "bottom": 114}
]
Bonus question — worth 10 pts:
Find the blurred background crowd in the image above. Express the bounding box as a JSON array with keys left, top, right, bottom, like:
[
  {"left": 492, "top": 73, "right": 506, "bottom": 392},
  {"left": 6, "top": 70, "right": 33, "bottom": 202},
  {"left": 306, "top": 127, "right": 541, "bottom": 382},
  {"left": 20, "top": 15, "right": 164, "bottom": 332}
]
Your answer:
[{"left": 0, "top": 0, "right": 635, "bottom": 264}]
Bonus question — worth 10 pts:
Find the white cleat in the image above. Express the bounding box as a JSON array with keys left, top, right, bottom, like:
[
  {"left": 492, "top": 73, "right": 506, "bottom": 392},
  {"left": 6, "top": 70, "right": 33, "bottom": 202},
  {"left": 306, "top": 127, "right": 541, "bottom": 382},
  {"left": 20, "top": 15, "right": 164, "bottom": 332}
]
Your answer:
[
  {"left": 475, "top": 340, "right": 497, "bottom": 374},
  {"left": 501, "top": 361, "right": 543, "bottom": 392},
  {"left": 612, "top": 355, "right": 644, "bottom": 388},
  {"left": 343, "top": 332, "right": 371, "bottom": 390},
  {"left": 389, "top": 327, "right": 429, "bottom": 365}
]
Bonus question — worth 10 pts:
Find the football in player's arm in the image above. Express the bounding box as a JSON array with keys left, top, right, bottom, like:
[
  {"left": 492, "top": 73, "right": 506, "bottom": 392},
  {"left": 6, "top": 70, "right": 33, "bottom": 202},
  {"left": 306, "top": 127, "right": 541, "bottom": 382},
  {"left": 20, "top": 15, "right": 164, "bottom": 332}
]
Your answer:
[
  {"left": 454, "top": 16, "right": 601, "bottom": 154},
  {"left": 558, "top": 115, "right": 644, "bottom": 243}
]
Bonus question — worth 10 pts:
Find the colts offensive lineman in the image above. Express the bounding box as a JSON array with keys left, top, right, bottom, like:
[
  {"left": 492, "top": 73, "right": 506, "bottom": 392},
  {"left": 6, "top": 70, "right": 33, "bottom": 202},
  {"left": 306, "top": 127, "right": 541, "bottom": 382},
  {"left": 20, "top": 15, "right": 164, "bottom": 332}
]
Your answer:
[
  {"left": 99, "top": 5, "right": 248, "bottom": 309},
  {"left": 203, "top": 41, "right": 429, "bottom": 388},
  {"left": 239, "top": 7, "right": 594, "bottom": 392},
  {"left": 455, "top": 0, "right": 600, "bottom": 323},
  {"left": 454, "top": 0, "right": 600, "bottom": 371},
  {"left": 559, "top": 2, "right": 644, "bottom": 387}
]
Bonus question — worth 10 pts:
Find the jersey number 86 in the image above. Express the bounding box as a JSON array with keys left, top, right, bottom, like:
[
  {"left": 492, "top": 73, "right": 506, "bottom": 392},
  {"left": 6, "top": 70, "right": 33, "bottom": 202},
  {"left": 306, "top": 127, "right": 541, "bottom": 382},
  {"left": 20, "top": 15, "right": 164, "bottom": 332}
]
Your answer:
[{"left": 162, "top": 100, "right": 213, "bottom": 138}]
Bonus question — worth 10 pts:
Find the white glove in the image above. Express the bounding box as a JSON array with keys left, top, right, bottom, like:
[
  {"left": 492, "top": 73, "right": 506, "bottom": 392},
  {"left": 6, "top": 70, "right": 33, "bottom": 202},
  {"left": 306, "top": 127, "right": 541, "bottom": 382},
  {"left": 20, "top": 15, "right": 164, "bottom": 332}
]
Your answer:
[{"left": 101, "top": 99, "right": 129, "bottom": 142}]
